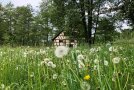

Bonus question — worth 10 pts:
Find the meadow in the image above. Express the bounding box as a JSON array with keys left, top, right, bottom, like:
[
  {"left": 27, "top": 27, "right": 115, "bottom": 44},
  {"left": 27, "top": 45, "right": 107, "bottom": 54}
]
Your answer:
[{"left": 0, "top": 44, "right": 134, "bottom": 90}]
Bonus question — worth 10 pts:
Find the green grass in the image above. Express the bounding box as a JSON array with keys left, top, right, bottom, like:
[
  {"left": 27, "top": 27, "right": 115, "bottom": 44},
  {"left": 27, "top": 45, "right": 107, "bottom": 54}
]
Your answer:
[{"left": 0, "top": 44, "right": 134, "bottom": 90}]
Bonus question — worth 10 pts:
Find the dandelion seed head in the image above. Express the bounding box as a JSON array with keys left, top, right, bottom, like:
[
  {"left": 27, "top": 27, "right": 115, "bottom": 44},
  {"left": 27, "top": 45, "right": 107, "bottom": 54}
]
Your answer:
[
  {"left": 62, "top": 80, "right": 67, "bottom": 86},
  {"left": 112, "top": 77, "right": 116, "bottom": 82},
  {"left": 40, "top": 58, "right": 50, "bottom": 66},
  {"left": 119, "top": 47, "right": 123, "bottom": 50},
  {"left": 109, "top": 46, "right": 113, "bottom": 51},
  {"left": 23, "top": 52, "right": 28, "bottom": 57},
  {"left": 47, "top": 61, "right": 54, "bottom": 67},
  {"left": 90, "top": 48, "right": 97, "bottom": 53},
  {"left": 94, "top": 59, "right": 99, "bottom": 64},
  {"left": 112, "top": 57, "right": 120, "bottom": 64},
  {"left": 81, "top": 81, "right": 91, "bottom": 90},
  {"left": 1, "top": 84, "right": 5, "bottom": 89},
  {"left": 51, "top": 64, "right": 56, "bottom": 68},
  {"left": 30, "top": 72, "right": 34, "bottom": 78},
  {"left": 104, "top": 60, "right": 108, "bottom": 66},
  {"left": 44, "top": 58, "right": 51, "bottom": 63},
  {"left": 78, "top": 60, "right": 85, "bottom": 68},
  {"left": 52, "top": 74, "right": 58, "bottom": 79},
  {"left": 109, "top": 46, "right": 118, "bottom": 52},
  {"left": 55, "top": 46, "right": 69, "bottom": 58},
  {"left": 93, "top": 65, "right": 98, "bottom": 70},
  {"left": 77, "top": 54, "right": 84, "bottom": 60}
]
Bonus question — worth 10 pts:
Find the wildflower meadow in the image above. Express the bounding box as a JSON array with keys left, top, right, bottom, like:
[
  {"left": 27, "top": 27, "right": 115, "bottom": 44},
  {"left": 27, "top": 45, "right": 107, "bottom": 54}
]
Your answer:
[
  {"left": 0, "top": 44, "right": 134, "bottom": 90},
  {"left": 1, "top": 0, "right": 134, "bottom": 90}
]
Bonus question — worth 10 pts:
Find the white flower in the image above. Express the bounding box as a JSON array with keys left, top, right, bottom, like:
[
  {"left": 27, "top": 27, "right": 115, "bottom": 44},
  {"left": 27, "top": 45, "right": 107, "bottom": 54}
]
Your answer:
[
  {"left": 55, "top": 46, "right": 69, "bottom": 58},
  {"left": 40, "top": 58, "right": 56, "bottom": 68},
  {"left": 94, "top": 59, "right": 99, "bottom": 64},
  {"left": 104, "top": 60, "right": 108, "bottom": 66},
  {"left": 1, "top": 84, "right": 5, "bottom": 89},
  {"left": 81, "top": 81, "right": 90, "bottom": 90},
  {"left": 93, "top": 65, "right": 98, "bottom": 70},
  {"left": 77, "top": 54, "right": 84, "bottom": 60},
  {"left": 78, "top": 63, "right": 85, "bottom": 68},
  {"left": 109, "top": 46, "right": 113, "bottom": 51},
  {"left": 23, "top": 52, "right": 28, "bottom": 57},
  {"left": 39, "top": 49, "right": 46, "bottom": 54},
  {"left": 62, "top": 80, "right": 67, "bottom": 86},
  {"left": 90, "top": 48, "right": 97, "bottom": 53},
  {"left": 41, "top": 58, "right": 51, "bottom": 66},
  {"left": 112, "top": 77, "right": 116, "bottom": 82},
  {"left": 44, "top": 58, "right": 50, "bottom": 64},
  {"left": 46, "top": 61, "right": 56, "bottom": 68},
  {"left": 78, "top": 60, "right": 85, "bottom": 68},
  {"left": 51, "top": 64, "right": 56, "bottom": 68},
  {"left": 119, "top": 47, "right": 123, "bottom": 50},
  {"left": 47, "top": 61, "right": 54, "bottom": 67},
  {"left": 112, "top": 57, "right": 120, "bottom": 64},
  {"left": 30, "top": 72, "right": 34, "bottom": 77},
  {"left": 109, "top": 46, "right": 118, "bottom": 52},
  {"left": 52, "top": 74, "right": 58, "bottom": 79}
]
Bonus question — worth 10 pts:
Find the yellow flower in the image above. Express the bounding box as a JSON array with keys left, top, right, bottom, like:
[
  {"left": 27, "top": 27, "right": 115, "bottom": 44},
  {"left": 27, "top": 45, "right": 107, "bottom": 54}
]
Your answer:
[{"left": 84, "top": 75, "right": 90, "bottom": 80}]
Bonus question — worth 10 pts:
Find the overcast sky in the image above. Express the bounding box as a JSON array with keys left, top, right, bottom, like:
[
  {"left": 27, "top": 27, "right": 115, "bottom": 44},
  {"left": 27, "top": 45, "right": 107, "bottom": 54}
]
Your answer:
[{"left": 0, "top": 0, "right": 41, "bottom": 9}]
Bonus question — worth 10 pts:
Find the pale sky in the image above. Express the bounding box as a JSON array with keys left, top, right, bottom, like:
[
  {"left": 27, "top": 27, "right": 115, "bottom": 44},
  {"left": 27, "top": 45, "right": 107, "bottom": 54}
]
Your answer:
[{"left": 0, "top": 0, "right": 42, "bottom": 9}]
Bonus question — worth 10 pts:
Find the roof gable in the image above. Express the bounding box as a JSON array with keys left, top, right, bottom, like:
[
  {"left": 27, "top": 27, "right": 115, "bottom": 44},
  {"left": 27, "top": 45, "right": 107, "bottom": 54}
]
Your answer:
[
  {"left": 52, "top": 30, "right": 64, "bottom": 41},
  {"left": 52, "top": 30, "right": 78, "bottom": 41}
]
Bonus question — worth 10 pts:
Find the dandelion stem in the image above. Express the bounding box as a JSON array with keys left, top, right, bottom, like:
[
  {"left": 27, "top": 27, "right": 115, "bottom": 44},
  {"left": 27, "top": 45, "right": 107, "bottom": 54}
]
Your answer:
[{"left": 123, "top": 73, "right": 129, "bottom": 90}]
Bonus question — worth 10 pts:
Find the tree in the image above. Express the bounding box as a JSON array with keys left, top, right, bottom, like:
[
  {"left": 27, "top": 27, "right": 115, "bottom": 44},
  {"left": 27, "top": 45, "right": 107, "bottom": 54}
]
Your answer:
[
  {"left": 96, "top": 18, "right": 116, "bottom": 43},
  {"left": 0, "top": 0, "right": 129, "bottom": 46},
  {"left": 0, "top": 4, "right": 5, "bottom": 44},
  {"left": 14, "top": 5, "right": 33, "bottom": 45}
]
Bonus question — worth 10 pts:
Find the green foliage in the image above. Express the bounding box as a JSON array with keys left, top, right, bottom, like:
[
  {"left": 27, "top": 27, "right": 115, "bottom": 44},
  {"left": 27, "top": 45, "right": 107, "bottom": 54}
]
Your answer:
[
  {"left": 0, "top": 0, "right": 134, "bottom": 46},
  {"left": 96, "top": 18, "right": 118, "bottom": 43},
  {"left": 0, "top": 45, "right": 134, "bottom": 89},
  {"left": 120, "top": 0, "right": 134, "bottom": 25}
]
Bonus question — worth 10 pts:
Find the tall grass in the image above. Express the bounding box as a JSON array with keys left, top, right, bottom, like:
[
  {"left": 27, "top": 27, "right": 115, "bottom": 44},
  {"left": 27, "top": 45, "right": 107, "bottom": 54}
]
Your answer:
[{"left": 0, "top": 44, "right": 134, "bottom": 90}]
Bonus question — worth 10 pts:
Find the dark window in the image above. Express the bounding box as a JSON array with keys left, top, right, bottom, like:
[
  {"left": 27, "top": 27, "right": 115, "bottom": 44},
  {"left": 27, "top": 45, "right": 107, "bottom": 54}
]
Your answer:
[
  {"left": 70, "top": 40, "right": 74, "bottom": 42},
  {"left": 59, "top": 40, "right": 63, "bottom": 43},
  {"left": 69, "top": 44, "right": 73, "bottom": 47}
]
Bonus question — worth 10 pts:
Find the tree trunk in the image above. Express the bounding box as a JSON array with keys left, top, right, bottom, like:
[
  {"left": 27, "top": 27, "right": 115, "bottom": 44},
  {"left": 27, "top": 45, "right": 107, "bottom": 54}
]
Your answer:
[
  {"left": 80, "top": 0, "right": 88, "bottom": 42},
  {"left": 93, "top": 0, "right": 101, "bottom": 44},
  {"left": 87, "top": 0, "right": 93, "bottom": 45}
]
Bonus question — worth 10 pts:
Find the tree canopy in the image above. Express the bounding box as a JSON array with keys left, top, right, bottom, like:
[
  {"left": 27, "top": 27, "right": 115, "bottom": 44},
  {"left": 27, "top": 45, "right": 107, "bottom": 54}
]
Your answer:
[{"left": 0, "top": 0, "right": 133, "bottom": 46}]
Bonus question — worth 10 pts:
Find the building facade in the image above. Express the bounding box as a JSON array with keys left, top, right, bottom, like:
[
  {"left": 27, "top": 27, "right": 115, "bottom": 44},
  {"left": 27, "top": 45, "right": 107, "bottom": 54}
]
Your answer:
[{"left": 52, "top": 31, "right": 77, "bottom": 47}]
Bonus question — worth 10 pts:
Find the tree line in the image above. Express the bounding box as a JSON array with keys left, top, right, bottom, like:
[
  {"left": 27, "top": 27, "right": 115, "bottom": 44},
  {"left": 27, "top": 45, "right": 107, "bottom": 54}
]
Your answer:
[{"left": 0, "top": 0, "right": 134, "bottom": 46}]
